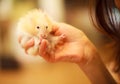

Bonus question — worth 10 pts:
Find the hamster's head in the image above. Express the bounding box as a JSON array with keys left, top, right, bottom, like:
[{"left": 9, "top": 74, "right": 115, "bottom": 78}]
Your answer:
[{"left": 17, "top": 9, "right": 53, "bottom": 38}]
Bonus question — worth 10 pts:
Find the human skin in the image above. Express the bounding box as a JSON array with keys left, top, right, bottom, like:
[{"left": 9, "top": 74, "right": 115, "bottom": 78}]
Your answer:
[{"left": 19, "top": 22, "right": 116, "bottom": 84}]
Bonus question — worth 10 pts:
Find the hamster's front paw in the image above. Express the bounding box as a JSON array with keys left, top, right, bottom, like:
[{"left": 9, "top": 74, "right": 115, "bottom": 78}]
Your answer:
[{"left": 57, "top": 34, "right": 66, "bottom": 45}]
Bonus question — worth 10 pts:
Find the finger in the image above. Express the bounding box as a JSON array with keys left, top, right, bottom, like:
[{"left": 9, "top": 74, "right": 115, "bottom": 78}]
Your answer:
[
  {"left": 51, "top": 23, "right": 62, "bottom": 36},
  {"left": 51, "top": 25, "right": 58, "bottom": 33},
  {"left": 24, "top": 38, "right": 34, "bottom": 51},
  {"left": 39, "top": 39, "right": 52, "bottom": 61},
  {"left": 39, "top": 39, "right": 48, "bottom": 56}
]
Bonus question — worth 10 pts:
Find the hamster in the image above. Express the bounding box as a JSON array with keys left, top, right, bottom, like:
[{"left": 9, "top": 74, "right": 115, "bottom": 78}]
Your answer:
[{"left": 17, "top": 9, "right": 66, "bottom": 56}]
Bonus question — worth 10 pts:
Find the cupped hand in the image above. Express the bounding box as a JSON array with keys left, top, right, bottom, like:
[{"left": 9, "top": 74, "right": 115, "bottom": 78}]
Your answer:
[
  {"left": 18, "top": 22, "right": 98, "bottom": 65},
  {"left": 38, "top": 23, "right": 98, "bottom": 64}
]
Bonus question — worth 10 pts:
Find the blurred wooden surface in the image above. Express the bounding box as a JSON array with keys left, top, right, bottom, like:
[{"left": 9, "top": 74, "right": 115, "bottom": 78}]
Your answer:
[{"left": 0, "top": 61, "right": 91, "bottom": 84}]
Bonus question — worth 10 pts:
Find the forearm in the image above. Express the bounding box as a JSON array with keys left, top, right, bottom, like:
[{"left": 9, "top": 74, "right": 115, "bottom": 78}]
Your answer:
[{"left": 78, "top": 54, "right": 116, "bottom": 84}]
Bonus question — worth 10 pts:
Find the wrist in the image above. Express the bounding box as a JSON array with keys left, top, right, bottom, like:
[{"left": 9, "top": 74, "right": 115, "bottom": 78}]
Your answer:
[{"left": 76, "top": 52, "right": 116, "bottom": 84}]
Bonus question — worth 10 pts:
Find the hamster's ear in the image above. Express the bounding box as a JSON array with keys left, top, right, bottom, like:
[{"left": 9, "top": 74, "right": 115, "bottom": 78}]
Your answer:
[{"left": 44, "top": 13, "right": 54, "bottom": 24}]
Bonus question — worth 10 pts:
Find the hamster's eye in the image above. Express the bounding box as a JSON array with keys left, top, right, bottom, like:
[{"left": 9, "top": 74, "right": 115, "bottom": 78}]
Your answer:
[
  {"left": 46, "top": 26, "right": 48, "bottom": 29},
  {"left": 36, "top": 26, "right": 40, "bottom": 29}
]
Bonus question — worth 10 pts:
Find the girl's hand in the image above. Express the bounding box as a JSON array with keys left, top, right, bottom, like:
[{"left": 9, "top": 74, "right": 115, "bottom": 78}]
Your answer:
[
  {"left": 38, "top": 23, "right": 98, "bottom": 64},
  {"left": 18, "top": 23, "right": 116, "bottom": 84}
]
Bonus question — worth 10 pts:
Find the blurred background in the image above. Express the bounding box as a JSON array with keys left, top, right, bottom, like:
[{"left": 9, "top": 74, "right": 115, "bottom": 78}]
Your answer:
[{"left": 0, "top": 0, "right": 109, "bottom": 84}]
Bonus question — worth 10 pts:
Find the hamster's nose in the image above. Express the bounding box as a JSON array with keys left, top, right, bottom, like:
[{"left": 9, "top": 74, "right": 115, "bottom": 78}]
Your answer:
[{"left": 41, "top": 34, "right": 47, "bottom": 38}]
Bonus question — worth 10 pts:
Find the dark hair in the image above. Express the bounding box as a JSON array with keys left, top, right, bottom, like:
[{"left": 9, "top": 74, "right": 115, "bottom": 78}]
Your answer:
[{"left": 90, "top": 0, "right": 120, "bottom": 74}]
